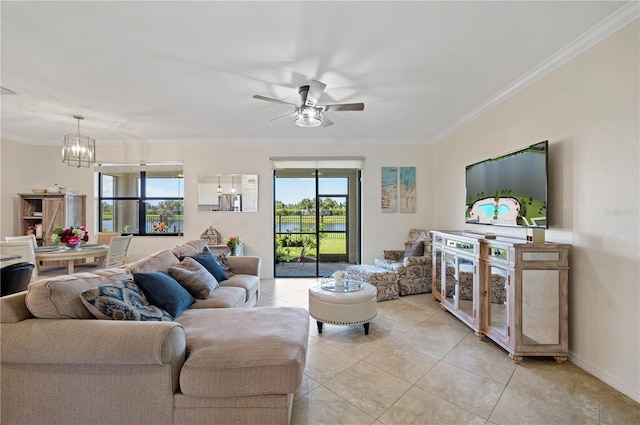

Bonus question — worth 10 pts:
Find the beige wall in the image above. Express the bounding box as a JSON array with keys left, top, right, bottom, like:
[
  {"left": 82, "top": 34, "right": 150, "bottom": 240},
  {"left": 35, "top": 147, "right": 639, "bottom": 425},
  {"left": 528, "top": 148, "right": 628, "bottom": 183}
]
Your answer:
[
  {"left": 1, "top": 139, "right": 434, "bottom": 277},
  {"left": 433, "top": 20, "right": 639, "bottom": 401}
]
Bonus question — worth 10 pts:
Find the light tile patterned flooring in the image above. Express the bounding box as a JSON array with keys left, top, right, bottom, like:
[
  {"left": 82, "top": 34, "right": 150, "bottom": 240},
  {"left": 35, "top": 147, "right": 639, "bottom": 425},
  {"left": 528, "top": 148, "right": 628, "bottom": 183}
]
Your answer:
[{"left": 257, "top": 278, "right": 639, "bottom": 425}]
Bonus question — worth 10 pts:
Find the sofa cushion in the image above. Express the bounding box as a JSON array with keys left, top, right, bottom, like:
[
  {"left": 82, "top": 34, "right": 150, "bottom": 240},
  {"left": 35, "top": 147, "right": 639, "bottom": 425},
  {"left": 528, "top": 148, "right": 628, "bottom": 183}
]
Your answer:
[
  {"left": 171, "top": 239, "right": 209, "bottom": 259},
  {"left": 26, "top": 268, "right": 134, "bottom": 319},
  {"left": 175, "top": 307, "right": 309, "bottom": 397},
  {"left": 133, "top": 272, "right": 194, "bottom": 317},
  {"left": 190, "top": 287, "right": 246, "bottom": 309},
  {"left": 80, "top": 279, "right": 173, "bottom": 321},
  {"left": 219, "top": 274, "right": 260, "bottom": 303},
  {"left": 189, "top": 251, "right": 228, "bottom": 282},
  {"left": 125, "top": 249, "right": 180, "bottom": 274},
  {"left": 167, "top": 257, "right": 219, "bottom": 299},
  {"left": 404, "top": 240, "right": 424, "bottom": 257}
]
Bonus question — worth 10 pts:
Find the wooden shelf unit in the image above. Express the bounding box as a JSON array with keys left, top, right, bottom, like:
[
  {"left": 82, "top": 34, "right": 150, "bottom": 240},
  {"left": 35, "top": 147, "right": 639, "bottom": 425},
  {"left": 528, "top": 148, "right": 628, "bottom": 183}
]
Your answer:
[{"left": 18, "top": 193, "right": 87, "bottom": 246}]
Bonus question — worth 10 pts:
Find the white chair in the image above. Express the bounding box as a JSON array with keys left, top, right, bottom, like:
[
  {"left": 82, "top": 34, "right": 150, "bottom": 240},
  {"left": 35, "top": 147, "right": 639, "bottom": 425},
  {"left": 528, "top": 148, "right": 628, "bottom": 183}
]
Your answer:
[
  {"left": 5, "top": 234, "right": 38, "bottom": 249},
  {"left": 104, "top": 235, "right": 133, "bottom": 267},
  {"left": 0, "top": 241, "right": 38, "bottom": 282},
  {"left": 5, "top": 234, "right": 43, "bottom": 275}
]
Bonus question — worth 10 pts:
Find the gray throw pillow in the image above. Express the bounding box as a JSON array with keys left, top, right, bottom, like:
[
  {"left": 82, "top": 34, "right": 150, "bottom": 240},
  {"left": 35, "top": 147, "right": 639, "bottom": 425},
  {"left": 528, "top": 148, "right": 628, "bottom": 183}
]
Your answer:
[
  {"left": 168, "top": 257, "right": 219, "bottom": 299},
  {"left": 404, "top": 241, "right": 425, "bottom": 257},
  {"left": 80, "top": 280, "right": 173, "bottom": 321}
]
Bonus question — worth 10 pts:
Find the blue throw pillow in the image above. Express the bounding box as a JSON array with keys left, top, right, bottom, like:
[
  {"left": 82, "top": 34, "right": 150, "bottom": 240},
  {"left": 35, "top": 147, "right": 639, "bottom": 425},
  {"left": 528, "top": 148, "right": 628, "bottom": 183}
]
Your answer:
[
  {"left": 133, "top": 272, "right": 194, "bottom": 317},
  {"left": 189, "top": 251, "right": 228, "bottom": 282}
]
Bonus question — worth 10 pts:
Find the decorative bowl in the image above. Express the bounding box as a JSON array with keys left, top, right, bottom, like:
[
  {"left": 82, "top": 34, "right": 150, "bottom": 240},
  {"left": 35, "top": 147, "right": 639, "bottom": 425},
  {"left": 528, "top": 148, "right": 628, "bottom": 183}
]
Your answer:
[{"left": 31, "top": 189, "right": 46, "bottom": 194}]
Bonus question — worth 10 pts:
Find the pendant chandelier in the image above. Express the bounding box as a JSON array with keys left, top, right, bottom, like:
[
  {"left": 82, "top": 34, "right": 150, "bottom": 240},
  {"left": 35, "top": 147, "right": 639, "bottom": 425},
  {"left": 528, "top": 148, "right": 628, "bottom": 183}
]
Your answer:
[
  {"left": 217, "top": 174, "right": 223, "bottom": 194},
  {"left": 62, "top": 115, "right": 95, "bottom": 168}
]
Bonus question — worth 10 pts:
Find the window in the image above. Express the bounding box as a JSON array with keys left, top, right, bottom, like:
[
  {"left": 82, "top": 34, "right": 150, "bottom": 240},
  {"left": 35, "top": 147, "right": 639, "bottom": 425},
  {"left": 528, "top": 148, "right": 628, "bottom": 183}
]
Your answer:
[{"left": 98, "top": 163, "right": 184, "bottom": 236}]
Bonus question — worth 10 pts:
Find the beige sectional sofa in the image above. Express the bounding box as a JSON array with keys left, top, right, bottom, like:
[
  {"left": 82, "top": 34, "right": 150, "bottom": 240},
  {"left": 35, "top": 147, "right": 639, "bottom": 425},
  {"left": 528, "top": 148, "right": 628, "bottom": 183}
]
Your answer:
[{"left": 1, "top": 240, "right": 309, "bottom": 425}]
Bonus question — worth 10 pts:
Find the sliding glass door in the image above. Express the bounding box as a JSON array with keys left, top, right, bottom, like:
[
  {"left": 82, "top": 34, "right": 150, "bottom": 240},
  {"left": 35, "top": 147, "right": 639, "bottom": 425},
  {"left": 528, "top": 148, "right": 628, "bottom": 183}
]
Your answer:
[{"left": 274, "top": 169, "right": 360, "bottom": 277}]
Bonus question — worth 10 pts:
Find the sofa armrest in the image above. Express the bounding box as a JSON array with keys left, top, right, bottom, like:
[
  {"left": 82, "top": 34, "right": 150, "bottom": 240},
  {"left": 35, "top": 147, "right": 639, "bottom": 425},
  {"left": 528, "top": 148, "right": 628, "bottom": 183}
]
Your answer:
[
  {"left": 1, "top": 319, "right": 186, "bottom": 366},
  {"left": 403, "top": 255, "right": 432, "bottom": 266},
  {"left": 227, "top": 255, "right": 261, "bottom": 276}
]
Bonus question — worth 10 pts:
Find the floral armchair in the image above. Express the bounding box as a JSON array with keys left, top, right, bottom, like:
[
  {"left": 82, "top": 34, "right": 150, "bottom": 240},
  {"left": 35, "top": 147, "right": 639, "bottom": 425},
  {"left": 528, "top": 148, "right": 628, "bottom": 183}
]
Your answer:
[{"left": 374, "top": 229, "right": 433, "bottom": 295}]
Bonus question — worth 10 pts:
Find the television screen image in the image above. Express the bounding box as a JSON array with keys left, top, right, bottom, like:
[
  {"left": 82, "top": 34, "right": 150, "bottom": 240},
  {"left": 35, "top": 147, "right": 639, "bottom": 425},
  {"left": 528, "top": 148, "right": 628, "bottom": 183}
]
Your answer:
[{"left": 465, "top": 141, "right": 548, "bottom": 229}]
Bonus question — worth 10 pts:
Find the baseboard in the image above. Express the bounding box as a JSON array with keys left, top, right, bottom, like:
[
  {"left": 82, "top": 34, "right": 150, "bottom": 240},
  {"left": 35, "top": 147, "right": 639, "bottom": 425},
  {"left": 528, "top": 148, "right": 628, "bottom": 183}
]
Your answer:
[{"left": 569, "top": 350, "right": 640, "bottom": 403}]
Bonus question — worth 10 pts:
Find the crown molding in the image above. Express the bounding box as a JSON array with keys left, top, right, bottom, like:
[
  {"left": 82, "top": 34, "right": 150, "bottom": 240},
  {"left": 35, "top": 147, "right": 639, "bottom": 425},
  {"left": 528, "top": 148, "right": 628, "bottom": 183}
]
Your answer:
[{"left": 431, "top": 1, "right": 640, "bottom": 144}]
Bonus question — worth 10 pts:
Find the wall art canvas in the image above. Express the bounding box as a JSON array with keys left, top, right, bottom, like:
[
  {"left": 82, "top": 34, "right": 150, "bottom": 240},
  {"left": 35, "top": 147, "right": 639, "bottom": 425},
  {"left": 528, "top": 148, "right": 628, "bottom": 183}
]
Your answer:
[
  {"left": 381, "top": 166, "right": 398, "bottom": 213},
  {"left": 400, "top": 167, "right": 416, "bottom": 213}
]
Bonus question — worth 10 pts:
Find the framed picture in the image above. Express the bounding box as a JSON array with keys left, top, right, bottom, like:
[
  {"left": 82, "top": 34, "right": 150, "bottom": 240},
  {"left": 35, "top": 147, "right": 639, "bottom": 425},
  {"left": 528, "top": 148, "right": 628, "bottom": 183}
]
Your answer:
[
  {"left": 381, "top": 167, "right": 398, "bottom": 213},
  {"left": 400, "top": 167, "right": 416, "bottom": 213}
]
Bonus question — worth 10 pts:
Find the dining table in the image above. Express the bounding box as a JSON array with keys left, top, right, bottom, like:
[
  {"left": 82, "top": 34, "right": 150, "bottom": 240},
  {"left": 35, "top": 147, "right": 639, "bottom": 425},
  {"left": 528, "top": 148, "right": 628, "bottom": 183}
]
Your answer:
[{"left": 34, "top": 244, "right": 109, "bottom": 274}]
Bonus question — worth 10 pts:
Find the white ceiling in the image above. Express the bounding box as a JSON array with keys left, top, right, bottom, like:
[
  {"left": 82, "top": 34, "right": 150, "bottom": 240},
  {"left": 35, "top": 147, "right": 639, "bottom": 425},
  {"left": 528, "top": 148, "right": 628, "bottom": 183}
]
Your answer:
[{"left": 1, "top": 1, "right": 635, "bottom": 146}]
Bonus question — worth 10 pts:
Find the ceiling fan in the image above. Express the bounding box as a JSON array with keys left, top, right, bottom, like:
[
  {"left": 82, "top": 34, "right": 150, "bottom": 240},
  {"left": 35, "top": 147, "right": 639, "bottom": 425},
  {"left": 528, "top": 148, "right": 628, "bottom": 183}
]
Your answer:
[{"left": 253, "top": 80, "right": 364, "bottom": 128}]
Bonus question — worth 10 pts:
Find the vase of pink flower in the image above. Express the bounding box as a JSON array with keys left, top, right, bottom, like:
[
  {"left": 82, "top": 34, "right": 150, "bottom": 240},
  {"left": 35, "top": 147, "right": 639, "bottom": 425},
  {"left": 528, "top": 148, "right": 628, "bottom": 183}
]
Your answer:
[{"left": 51, "top": 226, "right": 89, "bottom": 249}]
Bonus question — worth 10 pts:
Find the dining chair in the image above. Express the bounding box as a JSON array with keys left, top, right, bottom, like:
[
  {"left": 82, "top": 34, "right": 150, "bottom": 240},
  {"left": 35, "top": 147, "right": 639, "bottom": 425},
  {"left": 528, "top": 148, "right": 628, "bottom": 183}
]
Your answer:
[
  {"left": 5, "top": 234, "right": 39, "bottom": 249},
  {"left": 0, "top": 241, "right": 38, "bottom": 282},
  {"left": 5, "top": 234, "right": 43, "bottom": 275},
  {"left": 93, "top": 232, "right": 121, "bottom": 265},
  {"left": 96, "top": 232, "right": 121, "bottom": 245},
  {"left": 104, "top": 235, "right": 133, "bottom": 267}
]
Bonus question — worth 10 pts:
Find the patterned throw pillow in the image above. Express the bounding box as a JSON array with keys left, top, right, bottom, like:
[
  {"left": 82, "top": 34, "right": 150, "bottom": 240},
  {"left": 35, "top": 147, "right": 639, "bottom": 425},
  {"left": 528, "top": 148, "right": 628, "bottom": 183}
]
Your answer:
[
  {"left": 215, "top": 253, "right": 235, "bottom": 277},
  {"left": 188, "top": 251, "right": 228, "bottom": 282},
  {"left": 132, "top": 272, "right": 195, "bottom": 317},
  {"left": 168, "top": 257, "right": 219, "bottom": 299},
  {"left": 80, "top": 280, "right": 173, "bottom": 321}
]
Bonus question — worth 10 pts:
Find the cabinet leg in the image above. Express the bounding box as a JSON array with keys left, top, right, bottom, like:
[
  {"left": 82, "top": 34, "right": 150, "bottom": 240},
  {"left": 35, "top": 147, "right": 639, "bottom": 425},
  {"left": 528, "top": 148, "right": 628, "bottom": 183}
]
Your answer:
[
  {"left": 316, "top": 321, "right": 323, "bottom": 334},
  {"left": 510, "top": 354, "right": 523, "bottom": 364},
  {"left": 553, "top": 356, "right": 567, "bottom": 364}
]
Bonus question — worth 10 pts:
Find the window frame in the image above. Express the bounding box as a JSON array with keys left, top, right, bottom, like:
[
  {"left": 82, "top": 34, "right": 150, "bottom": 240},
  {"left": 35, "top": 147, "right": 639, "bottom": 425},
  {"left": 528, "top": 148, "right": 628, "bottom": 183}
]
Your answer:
[{"left": 98, "top": 168, "right": 184, "bottom": 237}]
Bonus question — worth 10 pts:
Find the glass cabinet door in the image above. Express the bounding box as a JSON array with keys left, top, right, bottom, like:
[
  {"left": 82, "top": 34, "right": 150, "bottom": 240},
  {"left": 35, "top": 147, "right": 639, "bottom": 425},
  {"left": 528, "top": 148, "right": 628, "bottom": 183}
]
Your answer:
[
  {"left": 457, "top": 257, "right": 475, "bottom": 318},
  {"left": 488, "top": 265, "right": 508, "bottom": 339},
  {"left": 443, "top": 252, "right": 456, "bottom": 307},
  {"left": 433, "top": 246, "right": 443, "bottom": 301}
]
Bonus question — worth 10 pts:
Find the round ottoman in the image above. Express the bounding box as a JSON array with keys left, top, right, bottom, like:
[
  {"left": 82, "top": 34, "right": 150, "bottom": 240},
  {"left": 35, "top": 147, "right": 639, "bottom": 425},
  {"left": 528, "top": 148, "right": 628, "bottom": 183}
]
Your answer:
[{"left": 308, "top": 281, "right": 377, "bottom": 335}]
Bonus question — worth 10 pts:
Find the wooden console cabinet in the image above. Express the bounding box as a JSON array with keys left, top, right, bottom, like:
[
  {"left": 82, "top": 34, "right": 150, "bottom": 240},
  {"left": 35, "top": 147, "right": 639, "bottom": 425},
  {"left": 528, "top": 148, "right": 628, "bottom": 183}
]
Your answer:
[
  {"left": 431, "top": 230, "right": 570, "bottom": 363},
  {"left": 18, "top": 193, "right": 87, "bottom": 246}
]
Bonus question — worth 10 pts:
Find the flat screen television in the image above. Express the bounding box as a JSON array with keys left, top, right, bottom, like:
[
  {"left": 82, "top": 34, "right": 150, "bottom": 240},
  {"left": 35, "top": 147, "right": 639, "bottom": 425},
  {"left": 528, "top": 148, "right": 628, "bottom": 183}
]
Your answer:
[{"left": 465, "top": 140, "right": 548, "bottom": 229}]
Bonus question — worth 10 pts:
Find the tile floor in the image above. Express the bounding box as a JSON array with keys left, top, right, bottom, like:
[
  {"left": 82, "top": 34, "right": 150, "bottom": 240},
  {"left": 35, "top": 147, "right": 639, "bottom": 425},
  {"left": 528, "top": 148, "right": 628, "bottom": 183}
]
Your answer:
[{"left": 257, "top": 278, "right": 640, "bottom": 425}]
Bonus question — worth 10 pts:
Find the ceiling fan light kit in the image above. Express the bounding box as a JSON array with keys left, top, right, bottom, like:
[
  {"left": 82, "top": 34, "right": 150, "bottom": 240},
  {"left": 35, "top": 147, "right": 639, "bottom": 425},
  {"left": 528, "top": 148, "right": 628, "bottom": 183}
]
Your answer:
[
  {"left": 253, "top": 80, "right": 364, "bottom": 128},
  {"left": 294, "top": 106, "right": 323, "bottom": 127}
]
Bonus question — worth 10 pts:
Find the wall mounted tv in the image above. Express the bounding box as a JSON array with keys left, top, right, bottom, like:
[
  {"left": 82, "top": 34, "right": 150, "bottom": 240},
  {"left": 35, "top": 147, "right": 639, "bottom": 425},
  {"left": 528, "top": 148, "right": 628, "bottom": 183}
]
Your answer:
[{"left": 465, "top": 140, "right": 548, "bottom": 229}]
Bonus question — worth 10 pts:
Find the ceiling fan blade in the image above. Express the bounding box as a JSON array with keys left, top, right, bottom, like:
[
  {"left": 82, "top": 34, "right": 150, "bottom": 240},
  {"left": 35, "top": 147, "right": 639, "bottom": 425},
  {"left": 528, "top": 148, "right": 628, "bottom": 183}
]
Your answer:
[
  {"left": 305, "top": 80, "right": 327, "bottom": 106},
  {"left": 270, "top": 111, "right": 294, "bottom": 122},
  {"left": 253, "top": 95, "right": 298, "bottom": 107},
  {"left": 321, "top": 103, "right": 365, "bottom": 112},
  {"left": 321, "top": 115, "right": 334, "bottom": 127}
]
